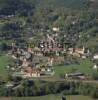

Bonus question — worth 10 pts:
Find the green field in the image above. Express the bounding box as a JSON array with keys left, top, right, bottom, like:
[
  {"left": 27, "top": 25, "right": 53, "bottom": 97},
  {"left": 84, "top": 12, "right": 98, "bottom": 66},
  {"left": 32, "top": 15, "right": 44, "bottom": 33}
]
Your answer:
[
  {"left": 54, "top": 59, "right": 95, "bottom": 79},
  {"left": 0, "top": 53, "right": 12, "bottom": 80},
  {"left": 10, "top": 95, "right": 95, "bottom": 100},
  {"left": 0, "top": 95, "right": 94, "bottom": 100}
]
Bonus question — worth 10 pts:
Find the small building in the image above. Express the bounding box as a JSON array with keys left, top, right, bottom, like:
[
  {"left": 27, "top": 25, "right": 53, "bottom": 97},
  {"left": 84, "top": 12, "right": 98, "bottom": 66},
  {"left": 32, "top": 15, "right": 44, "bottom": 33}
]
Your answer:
[
  {"left": 23, "top": 51, "right": 32, "bottom": 60},
  {"left": 75, "top": 47, "right": 85, "bottom": 55},
  {"left": 68, "top": 48, "right": 74, "bottom": 54},
  {"left": 22, "top": 59, "right": 30, "bottom": 67},
  {"left": 5, "top": 82, "right": 14, "bottom": 88},
  {"left": 93, "top": 64, "right": 98, "bottom": 69},
  {"left": 12, "top": 55, "right": 17, "bottom": 59},
  {"left": 93, "top": 54, "right": 98, "bottom": 60},
  {"left": 33, "top": 47, "right": 42, "bottom": 56},
  {"left": 52, "top": 27, "right": 60, "bottom": 32},
  {"left": 65, "top": 72, "right": 85, "bottom": 79},
  {"left": 28, "top": 48, "right": 34, "bottom": 53},
  {"left": 24, "top": 67, "right": 40, "bottom": 77}
]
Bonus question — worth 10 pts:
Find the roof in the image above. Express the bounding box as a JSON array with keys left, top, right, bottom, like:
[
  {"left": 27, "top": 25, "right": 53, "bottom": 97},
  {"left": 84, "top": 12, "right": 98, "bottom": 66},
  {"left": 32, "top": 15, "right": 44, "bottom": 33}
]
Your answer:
[
  {"left": 33, "top": 47, "right": 41, "bottom": 51},
  {"left": 23, "top": 51, "right": 32, "bottom": 59},
  {"left": 66, "top": 72, "right": 84, "bottom": 76}
]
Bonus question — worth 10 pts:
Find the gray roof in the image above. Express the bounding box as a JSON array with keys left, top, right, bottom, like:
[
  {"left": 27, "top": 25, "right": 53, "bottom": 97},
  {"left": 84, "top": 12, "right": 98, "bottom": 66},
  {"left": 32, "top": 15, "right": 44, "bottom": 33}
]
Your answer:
[{"left": 23, "top": 51, "right": 31, "bottom": 59}]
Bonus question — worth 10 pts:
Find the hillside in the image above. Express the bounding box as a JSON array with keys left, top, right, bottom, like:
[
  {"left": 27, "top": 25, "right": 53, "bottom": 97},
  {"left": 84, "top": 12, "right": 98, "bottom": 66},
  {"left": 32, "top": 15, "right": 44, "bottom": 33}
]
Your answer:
[
  {"left": 37, "top": 0, "right": 89, "bottom": 9},
  {"left": 0, "top": 0, "right": 98, "bottom": 52},
  {"left": 89, "top": 0, "right": 98, "bottom": 8},
  {"left": 0, "top": 0, "right": 98, "bottom": 98},
  {"left": 0, "top": 0, "right": 90, "bottom": 15}
]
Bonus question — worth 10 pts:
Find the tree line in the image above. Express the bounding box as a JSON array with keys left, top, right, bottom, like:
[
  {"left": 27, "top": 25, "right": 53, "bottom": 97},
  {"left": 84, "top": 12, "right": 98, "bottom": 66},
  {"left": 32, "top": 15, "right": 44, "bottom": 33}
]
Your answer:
[{"left": 0, "top": 80, "right": 98, "bottom": 99}]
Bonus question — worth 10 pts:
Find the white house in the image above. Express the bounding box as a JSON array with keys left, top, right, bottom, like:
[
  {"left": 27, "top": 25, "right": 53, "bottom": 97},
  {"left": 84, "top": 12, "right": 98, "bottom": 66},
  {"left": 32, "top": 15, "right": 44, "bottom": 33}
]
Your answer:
[
  {"left": 93, "top": 54, "right": 98, "bottom": 60},
  {"left": 93, "top": 64, "right": 98, "bottom": 69},
  {"left": 52, "top": 27, "right": 60, "bottom": 32}
]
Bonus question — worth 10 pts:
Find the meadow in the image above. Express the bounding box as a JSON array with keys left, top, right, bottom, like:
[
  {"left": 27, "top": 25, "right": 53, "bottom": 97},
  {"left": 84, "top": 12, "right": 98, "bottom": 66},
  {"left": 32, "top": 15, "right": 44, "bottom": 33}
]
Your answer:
[
  {"left": 0, "top": 53, "right": 12, "bottom": 80},
  {"left": 54, "top": 59, "right": 95, "bottom": 79},
  {"left": 10, "top": 95, "right": 95, "bottom": 100}
]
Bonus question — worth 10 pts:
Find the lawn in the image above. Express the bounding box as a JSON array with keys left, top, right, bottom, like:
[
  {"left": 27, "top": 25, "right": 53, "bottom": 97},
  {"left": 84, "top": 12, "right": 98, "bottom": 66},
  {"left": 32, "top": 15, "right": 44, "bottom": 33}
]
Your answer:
[
  {"left": 54, "top": 59, "right": 95, "bottom": 79},
  {"left": 10, "top": 95, "right": 95, "bottom": 100},
  {"left": 0, "top": 53, "right": 12, "bottom": 80}
]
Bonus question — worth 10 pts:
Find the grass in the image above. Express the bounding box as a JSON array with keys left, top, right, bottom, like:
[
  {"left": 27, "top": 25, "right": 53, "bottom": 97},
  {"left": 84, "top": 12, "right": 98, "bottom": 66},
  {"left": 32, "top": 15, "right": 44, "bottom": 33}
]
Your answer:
[
  {"left": 0, "top": 53, "right": 12, "bottom": 80},
  {"left": 54, "top": 59, "right": 95, "bottom": 79},
  {"left": 8, "top": 95, "right": 95, "bottom": 100},
  {"left": 0, "top": 95, "right": 94, "bottom": 100}
]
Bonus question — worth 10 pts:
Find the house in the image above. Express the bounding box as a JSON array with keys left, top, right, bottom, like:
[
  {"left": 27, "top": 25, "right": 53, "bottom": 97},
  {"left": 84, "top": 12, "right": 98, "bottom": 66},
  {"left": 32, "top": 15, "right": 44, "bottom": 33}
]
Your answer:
[
  {"left": 17, "top": 48, "right": 22, "bottom": 55},
  {"left": 52, "top": 27, "right": 60, "bottom": 32},
  {"left": 75, "top": 47, "right": 85, "bottom": 55},
  {"left": 22, "top": 58, "right": 31, "bottom": 67},
  {"left": 33, "top": 47, "right": 42, "bottom": 56},
  {"left": 28, "top": 48, "right": 34, "bottom": 53},
  {"left": 72, "top": 53, "right": 81, "bottom": 57},
  {"left": 67, "top": 47, "right": 85, "bottom": 55},
  {"left": 12, "top": 55, "right": 17, "bottom": 59},
  {"left": 5, "top": 82, "right": 14, "bottom": 88},
  {"left": 40, "top": 67, "right": 54, "bottom": 76},
  {"left": 68, "top": 48, "right": 74, "bottom": 54},
  {"left": 67, "top": 46, "right": 89, "bottom": 58},
  {"left": 23, "top": 51, "right": 32, "bottom": 60},
  {"left": 93, "top": 54, "right": 98, "bottom": 60},
  {"left": 24, "top": 67, "right": 40, "bottom": 77},
  {"left": 47, "top": 57, "right": 54, "bottom": 67},
  {"left": 65, "top": 72, "right": 85, "bottom": 79},
  {"left": 93, "top": 64, "right": 98, "bottom": 69}
]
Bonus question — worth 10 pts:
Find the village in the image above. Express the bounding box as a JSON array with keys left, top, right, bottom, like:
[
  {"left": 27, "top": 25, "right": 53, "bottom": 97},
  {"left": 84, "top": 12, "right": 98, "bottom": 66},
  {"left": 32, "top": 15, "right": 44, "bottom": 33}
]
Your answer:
[
  {"left": 3, "top": 27, "right": 98, "bottom": 82},
  {"left": 0, "top": 0, "right": 98, "bottom": 99}
]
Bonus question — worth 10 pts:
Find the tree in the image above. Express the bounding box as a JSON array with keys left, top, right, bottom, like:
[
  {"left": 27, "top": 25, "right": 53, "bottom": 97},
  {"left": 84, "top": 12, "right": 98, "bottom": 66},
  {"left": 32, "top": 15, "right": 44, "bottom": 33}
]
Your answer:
[
  {"left": 90, "top": 88, "right": 98, "bottom": 99},
  {"left": 92, "top": 72, "right": 98, "bottom": 80},
  {"left": 0, "top": 42, "right": 8, "bottom": 51}
]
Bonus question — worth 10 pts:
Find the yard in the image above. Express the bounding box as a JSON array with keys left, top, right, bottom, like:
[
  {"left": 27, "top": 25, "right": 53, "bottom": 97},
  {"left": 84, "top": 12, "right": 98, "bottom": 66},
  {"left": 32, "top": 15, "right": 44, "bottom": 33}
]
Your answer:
[{"left": 54, "top": 59, "right": 96, "bottom": 79}]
